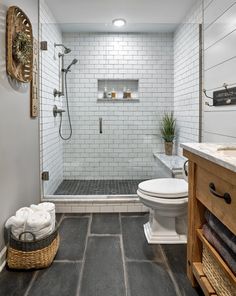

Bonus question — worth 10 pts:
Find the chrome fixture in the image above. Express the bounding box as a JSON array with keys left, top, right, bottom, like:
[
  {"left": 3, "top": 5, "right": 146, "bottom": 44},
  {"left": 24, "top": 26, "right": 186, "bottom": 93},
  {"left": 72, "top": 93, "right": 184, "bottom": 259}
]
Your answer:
[
  {"left": 54, "top": 43, "right": 71, "bottom": 55},
  {"left": 54, "top": 43, "right": 72, "bottom": 97},
  {"left": 99, "top": 117, "right": 103, "bottom": 134},
  {"left": 112, "top": 18, "right": 126, "bottom": 27},
  {"left": 64, "top": 59, "right": 78, "bottom": 73},
  {"left": 56, "top": 59, "right": 78, "bottom": 140},
  {"left": 53, "top": 105, "right": 65, "bottom": 117}
]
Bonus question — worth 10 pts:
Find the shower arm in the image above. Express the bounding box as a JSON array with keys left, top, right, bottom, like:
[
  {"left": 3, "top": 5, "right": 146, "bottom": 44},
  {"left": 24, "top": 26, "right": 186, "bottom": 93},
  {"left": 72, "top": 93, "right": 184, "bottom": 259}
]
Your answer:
[{"left": 54, "top": 54, "right": 65, "bottom": 97}]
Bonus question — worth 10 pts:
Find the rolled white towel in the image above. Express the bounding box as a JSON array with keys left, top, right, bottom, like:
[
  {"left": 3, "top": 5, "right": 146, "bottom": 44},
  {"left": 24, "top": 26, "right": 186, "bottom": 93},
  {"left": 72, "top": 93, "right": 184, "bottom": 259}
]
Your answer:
[
  {"left": 5, "top": 215, "right": 26, "bottom": 229},
  {"left": 5, "top": 207, "right": 34, "bottom": 240},
  {"left": 26, "top": 210, "right": 51, "bottom": 230},
  {"left": 30, "top": 202, "right": 55, "bottom": 229},
  {"left": 16, "top": 207, "right": 34, "bottom": 219}
]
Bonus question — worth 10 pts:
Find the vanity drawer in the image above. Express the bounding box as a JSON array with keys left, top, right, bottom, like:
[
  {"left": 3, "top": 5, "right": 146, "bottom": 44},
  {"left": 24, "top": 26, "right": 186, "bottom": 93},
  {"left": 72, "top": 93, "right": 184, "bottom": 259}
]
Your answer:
[{"left": 196, "top": 165, "right": 236, "bottom": 234}]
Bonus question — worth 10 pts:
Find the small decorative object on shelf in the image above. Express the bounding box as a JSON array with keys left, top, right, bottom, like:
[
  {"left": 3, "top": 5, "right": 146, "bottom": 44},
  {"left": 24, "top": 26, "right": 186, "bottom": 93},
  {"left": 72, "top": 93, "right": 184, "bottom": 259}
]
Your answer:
[
  {"left": 111, "top": 88, "right": 116, "bottom": 99},
  {"left": 6, "top": 6, "right": 33, "bottom": 83},
  {"left": 160, "top": 112, "right": 176, "bottom": 156},
  {"left": 123, "top": 88, "right": 132, "bottom": 99}
]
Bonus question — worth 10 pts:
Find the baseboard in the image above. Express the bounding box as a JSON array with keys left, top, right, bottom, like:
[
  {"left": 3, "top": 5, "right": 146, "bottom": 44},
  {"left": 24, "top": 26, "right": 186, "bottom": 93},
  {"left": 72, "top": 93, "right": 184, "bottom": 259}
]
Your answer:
[{"left": 0, "top": 246, "right": 7, "bottom": 272}]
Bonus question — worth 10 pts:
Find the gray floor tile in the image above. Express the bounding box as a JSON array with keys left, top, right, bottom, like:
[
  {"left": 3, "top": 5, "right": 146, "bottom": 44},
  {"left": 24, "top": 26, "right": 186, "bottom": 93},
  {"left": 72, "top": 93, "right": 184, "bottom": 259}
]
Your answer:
[
  {"left": 0, "top": 268, "right": 34, "bottom": 296},
  {"left": 80, "top": 236, "right": 125, "bottom": 296},
  {"left": 56, "top": 217, "right": 88, "bottom": 260},
  {"left": 121, "top": 216, "right": 162, "bottom": 261},
  {"left": 161, "top": 245, "right": 204, "bottom": 296},
  {"left": 127, "top": 262, "right": 176, "bottom": 296},
  {"left": 28, "top": 262, "right": 81, "bottom": 296},
  {"left": 91, "top": 214, "right": 121, "bottom": 234}
]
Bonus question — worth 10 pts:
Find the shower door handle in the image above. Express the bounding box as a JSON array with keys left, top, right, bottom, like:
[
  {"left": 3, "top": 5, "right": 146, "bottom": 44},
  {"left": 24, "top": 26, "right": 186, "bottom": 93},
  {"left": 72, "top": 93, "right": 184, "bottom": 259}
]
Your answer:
[{"left": 99, "top": 118, "right": 103, "bottom": 134}]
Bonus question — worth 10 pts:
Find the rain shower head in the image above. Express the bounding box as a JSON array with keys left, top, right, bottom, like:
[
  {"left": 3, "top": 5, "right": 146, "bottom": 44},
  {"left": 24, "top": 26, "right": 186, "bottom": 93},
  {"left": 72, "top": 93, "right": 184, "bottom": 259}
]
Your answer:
[
  {"left": 64, "top": 59, "right": 78, "bottom": 73},
  {"left": 54, "top": 43, "right": 71, "bottom": 54}
]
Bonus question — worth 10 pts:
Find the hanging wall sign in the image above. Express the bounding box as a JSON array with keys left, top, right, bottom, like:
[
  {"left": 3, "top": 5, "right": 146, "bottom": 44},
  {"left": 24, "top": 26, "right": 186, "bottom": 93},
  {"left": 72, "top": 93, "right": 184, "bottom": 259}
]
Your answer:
[{"left": 31, "top": 38, "right": 39, "bottom": 118}]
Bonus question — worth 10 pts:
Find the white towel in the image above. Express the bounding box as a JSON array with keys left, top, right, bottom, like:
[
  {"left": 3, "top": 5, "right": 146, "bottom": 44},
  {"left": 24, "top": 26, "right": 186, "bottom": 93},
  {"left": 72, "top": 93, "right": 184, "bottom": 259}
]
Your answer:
[
  {"left": 25, "top": 210, "right": 53, "bottom": 240},
  {"left": 30, "top": 202, "right": 55, "bottom": 229},
  {"left": 5, "top": 207, "right": 34, "bottom": 240},
  {"left": 5, "top": 207, "right": 54, "bottom": 241}
]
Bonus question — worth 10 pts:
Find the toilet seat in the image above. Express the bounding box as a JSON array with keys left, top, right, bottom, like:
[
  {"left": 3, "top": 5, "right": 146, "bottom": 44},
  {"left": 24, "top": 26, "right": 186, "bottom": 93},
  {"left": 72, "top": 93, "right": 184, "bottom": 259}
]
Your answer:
[{"left": 138, "top": 178, "right": 188, "bottom": 199}]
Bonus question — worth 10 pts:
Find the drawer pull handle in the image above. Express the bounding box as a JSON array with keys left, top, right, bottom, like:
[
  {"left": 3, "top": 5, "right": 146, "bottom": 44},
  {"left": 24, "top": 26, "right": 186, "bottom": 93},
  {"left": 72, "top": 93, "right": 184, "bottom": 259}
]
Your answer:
[{"left": 209, "top": 183, "right": 232, "bottom": 204}]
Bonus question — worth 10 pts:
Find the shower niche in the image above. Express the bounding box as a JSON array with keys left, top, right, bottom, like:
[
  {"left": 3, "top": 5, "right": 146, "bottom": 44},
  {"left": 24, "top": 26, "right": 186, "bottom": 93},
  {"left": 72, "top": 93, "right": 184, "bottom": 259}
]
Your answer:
[{"left": 97, "top": 79, "right": 139, "bottom": 102}]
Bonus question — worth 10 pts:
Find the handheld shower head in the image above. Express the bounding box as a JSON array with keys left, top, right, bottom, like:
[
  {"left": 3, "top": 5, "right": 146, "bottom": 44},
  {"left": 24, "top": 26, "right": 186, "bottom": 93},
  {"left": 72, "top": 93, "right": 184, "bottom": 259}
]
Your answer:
[
  {"left": 64, "top": 59, "right": 78, "bottom": 73},
  {"left": 54, "top": 43, "right": 71, "bottom": 54}
]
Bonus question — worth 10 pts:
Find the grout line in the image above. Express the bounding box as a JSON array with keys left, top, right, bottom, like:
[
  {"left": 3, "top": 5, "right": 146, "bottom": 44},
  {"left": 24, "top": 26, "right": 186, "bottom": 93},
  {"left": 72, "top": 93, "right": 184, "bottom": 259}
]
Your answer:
[
  {"left": 119, "top": 213, "right": 129, "bottom": 296},
  {"left": 24, "top": 271, "right": 39, "bottom": 296},
  {"left": 159, "top": 245, "right": 182, "bottom": 296},
  {"left": 53, "top": 260, "right": 83, "bottom": 263},
  {"left": 76, "top": 213, "right": 92, "bottom": 296},
  {"left": 88, "top": 233, "right": 121, "bottom": 237},
  {"left": 125, "top": 259, "right": 160, "bottom": 263}
]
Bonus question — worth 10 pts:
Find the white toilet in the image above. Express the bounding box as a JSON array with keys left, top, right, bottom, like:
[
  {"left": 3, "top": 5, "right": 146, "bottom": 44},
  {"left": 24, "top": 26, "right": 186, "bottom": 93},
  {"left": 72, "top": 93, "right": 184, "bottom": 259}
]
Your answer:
[{"left": 137, "top": 178, "right": 188, "bottom": 244}]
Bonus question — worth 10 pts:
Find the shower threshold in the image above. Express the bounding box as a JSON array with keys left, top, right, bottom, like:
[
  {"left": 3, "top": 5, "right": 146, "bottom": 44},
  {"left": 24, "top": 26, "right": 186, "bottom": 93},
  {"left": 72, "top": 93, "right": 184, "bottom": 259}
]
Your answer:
[{"left": 53, "top": 179, "right": 145, "bottom": 196}]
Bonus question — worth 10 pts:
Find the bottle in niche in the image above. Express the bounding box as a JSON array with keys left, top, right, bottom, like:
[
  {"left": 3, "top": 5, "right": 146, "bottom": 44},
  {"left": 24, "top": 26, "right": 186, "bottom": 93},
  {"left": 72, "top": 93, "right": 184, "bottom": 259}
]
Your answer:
[
  {"left": 103, "top": 87, "right": 108, "bottom": 99},
  {"left": 123, "top": 88, "right": 132, "bottom": 99},
  {"left": 111, "top": 88, "right": 116, "bottom": 99}
]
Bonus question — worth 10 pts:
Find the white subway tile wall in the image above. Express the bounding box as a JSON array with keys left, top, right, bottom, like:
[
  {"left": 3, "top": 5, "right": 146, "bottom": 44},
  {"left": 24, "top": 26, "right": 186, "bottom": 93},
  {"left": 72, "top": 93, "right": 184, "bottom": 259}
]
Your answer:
[
  {"left": 61, "top": 33, "right": 174, "bottom": 180},
  {"left": 174, "top": 1, "right": 203, "bottom": 154},
  {"left": 40, "top": 0, "right": 64, "bottom": 194}
]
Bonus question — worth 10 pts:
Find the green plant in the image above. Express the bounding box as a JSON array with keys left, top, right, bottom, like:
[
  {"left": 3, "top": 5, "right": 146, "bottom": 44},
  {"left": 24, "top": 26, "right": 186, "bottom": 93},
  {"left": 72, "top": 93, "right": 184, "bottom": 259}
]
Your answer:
[{"left": 160, "top": 112, "right": 176, "bottom": 142}]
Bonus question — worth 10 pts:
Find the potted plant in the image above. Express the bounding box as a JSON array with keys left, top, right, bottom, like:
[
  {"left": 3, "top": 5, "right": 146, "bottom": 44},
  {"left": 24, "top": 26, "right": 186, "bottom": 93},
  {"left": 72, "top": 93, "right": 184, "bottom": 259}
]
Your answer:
[{"left": 160, "top": 112, "right": 176, "bottom": 156}]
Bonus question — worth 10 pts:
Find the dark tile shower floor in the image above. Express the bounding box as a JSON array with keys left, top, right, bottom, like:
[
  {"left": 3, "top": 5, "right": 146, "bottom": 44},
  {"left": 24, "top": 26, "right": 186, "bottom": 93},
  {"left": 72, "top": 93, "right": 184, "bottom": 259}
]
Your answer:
[
  {"left": 54, "top": 180, "right": 145, "bottom": 195},
  {"left": 0, "top": 213, "right": 203, "bottom": 296}
]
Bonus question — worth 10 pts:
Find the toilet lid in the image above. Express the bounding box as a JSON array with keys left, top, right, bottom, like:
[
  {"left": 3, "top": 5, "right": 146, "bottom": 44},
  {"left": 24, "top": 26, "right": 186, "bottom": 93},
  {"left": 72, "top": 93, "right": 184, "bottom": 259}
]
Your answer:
[{"left": 138, "top": 178, "right": 188, "bottom": 198}]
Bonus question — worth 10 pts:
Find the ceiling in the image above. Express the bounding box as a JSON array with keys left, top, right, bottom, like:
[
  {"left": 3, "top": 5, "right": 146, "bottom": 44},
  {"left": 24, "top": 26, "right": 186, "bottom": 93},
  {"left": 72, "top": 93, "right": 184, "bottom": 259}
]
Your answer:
[{"left": 45, "top": 0, "right": 198, "bottom": 32}]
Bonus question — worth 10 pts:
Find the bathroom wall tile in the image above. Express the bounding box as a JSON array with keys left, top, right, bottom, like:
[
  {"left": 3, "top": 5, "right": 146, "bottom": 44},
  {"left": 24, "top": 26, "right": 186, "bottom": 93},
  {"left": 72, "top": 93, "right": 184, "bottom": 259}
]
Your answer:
[
  {"left": 79, "top": 236, "right": 125, "bottom": 296},
  {"left": 56, "top": 217, "right": 88, "bottom": 260},
  {"left": 61, "top": 33, "right": 174, "bottom": 180},
  {"left": 40, "top": 0, "right": 64, "bottom": 195},
  {"left": 174, "top": 1, "right": 203, "bottom": 153}
]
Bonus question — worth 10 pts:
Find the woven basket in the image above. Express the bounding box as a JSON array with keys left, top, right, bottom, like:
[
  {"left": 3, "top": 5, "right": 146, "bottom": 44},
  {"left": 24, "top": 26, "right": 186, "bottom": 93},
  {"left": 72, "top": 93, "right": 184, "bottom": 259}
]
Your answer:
[
  {"left": 202, "top": 246, "right": 236, "bottom": 296},
  {"left": 6, "top": 228, "right": 59, "bottom": 270}
]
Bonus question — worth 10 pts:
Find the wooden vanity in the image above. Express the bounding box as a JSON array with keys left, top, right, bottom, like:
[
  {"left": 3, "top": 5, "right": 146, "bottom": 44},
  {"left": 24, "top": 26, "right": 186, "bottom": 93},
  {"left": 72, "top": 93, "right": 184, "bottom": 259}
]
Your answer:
[{"left": 182, "top": 144, "right": 236, "bottom": 296}]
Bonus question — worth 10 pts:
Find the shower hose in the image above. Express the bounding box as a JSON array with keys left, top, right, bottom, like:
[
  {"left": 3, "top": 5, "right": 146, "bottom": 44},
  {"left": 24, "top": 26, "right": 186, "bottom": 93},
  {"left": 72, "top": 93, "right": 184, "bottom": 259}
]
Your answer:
[{"left": 59, "top": 71, "right": 73, "bottom": 140}]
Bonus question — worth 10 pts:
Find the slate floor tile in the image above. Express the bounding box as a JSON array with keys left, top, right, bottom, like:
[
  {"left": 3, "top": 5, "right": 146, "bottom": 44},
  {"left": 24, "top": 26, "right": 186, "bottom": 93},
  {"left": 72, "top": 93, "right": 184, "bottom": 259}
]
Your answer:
[
  {"left": 161, "top": 245, "right": 204, "bottom": 296},
  {"left": 127, "top": 261, "right": 176, "bottom": 296},
  {"left": 121, "top": 216, "right": 162, "bottom": 261},
  {"left": 91, "top": 214, "right": 121, "bottom": 234},
  {"left": 28, "top": 262, "right": 81, "bottom": 296},
  {"left": 56, "top": 217, "right": 88, "bottom": 260},
  {"left": 0, "top": 268, "right": 34, "bottom": 296},
  {"left": 80, "top": 236, "right": 125, "bottom": 296}
]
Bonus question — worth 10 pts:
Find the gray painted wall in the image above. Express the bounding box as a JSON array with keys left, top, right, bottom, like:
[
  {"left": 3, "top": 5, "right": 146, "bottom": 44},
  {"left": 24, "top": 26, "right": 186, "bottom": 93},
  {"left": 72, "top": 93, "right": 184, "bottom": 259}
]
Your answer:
[{"left": 0, "top": 0, "right": 40, "bottom": 251}]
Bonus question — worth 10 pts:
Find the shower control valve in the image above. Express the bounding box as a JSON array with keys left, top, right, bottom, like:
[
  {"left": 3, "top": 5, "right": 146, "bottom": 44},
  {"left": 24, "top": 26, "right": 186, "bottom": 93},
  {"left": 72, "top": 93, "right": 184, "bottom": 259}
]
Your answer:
[{"left": 53, "top": 105, "right": 65, "bottom": 117}]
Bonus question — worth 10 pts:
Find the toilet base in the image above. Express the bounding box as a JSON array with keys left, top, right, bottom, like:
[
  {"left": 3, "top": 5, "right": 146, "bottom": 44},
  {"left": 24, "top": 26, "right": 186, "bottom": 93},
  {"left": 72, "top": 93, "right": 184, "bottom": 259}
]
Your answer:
[{"left": 144, "top": 212, "right": 187, "bottom": 244}]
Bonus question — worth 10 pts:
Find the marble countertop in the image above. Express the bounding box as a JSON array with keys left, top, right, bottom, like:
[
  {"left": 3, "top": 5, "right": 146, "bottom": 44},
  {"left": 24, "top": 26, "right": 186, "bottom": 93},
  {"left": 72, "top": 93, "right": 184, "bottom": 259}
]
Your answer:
[
  {"left": 181, "top": 143, "right": 236, "bottom": 173},
  {"left": 153, "top": 152, "right": 187, "bottom": 171}
]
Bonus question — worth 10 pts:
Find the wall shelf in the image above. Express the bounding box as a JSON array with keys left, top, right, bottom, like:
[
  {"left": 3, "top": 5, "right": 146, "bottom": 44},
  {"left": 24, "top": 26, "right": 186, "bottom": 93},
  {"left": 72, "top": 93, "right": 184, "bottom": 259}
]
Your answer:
[
  {"left": 97, "top": 79, "right": 139, "bottom": 101},
  {"left": 97, "top": 98, "right": 140, "bottom": 103}
]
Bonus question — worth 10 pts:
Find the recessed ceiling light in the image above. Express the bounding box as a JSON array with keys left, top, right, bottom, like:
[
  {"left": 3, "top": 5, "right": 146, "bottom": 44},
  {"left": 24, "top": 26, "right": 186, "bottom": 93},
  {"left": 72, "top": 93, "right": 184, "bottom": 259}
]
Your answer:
[{"left": 112, "top": 19, "right": 126, "bottom": 27}]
